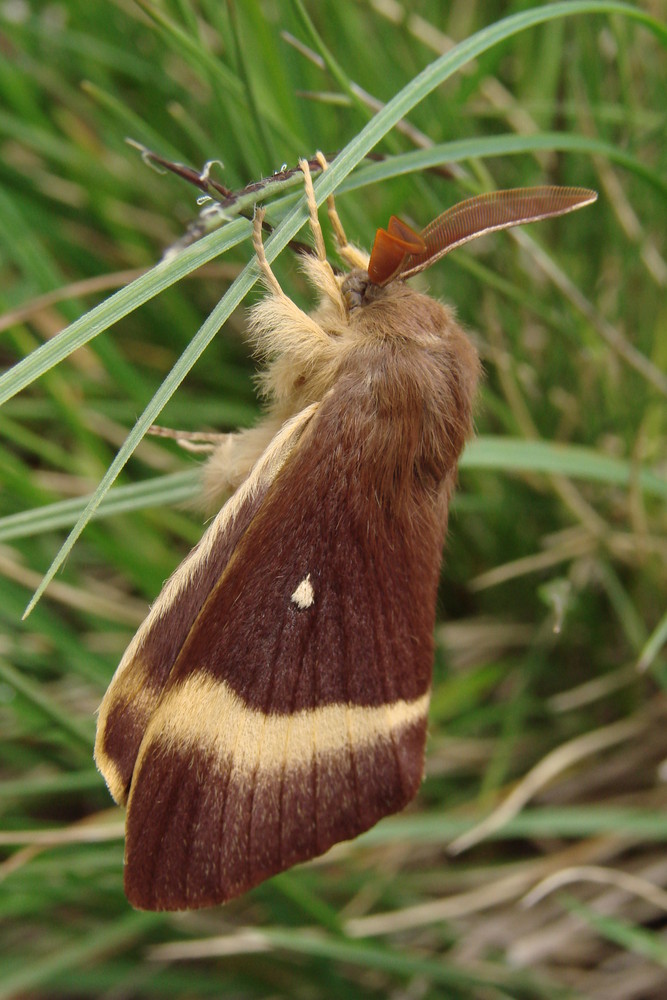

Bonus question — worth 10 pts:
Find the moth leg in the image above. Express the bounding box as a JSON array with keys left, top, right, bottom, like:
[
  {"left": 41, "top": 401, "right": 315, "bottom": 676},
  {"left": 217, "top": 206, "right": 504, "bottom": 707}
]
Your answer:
[
  {"left": 252, "top": 205, "right": 287, "bottom": 300},
  {"left": 314, "top": 151, "right": 369, "bottom": 272},
  {"left": 299, "top": 157, "right": 328, "bottom": 263},
  {"left": 204, "top": 396, "right": 320, "bottom": 511},
  {"left": 298, "top": 158, "right": 347, "bottom": 315},
  {"left": 148, "top": 424, "right": 225, "bottom": 454},
  {"left": 313, "top": 151, "right": 350, "bottom": 256},
  {"left": 250, "top": 208, "right": 332, "bottom": 359}
]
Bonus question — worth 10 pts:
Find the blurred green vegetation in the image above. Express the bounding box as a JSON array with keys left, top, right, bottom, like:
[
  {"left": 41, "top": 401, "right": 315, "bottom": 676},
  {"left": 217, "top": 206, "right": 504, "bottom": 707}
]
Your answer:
[{"left": 0, "top": 1, "right": 666, "bottom": 998}]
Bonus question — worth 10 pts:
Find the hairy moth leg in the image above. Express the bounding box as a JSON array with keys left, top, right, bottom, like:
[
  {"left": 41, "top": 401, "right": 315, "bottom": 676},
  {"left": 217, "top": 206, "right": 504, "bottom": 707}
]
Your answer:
[
  {"left": 202, "top": 165, "right": 352, "bottom": 511},
  {"left": 313, "top": 151, "right": 369, "bottom": 272},
  {"left": 250, "top": 206, "right": 332, "bottom": 356},
  {"left": 204, "top": 191, "right": 340, "bottom": 508},
  {"left": 147, "top": 421, "right": 284, "bottom": 510},
  {"left": 299, "top": 157, "right": 329, "bottom": 264},
  {"left": 147, "top": 424, "right": 226, "bottom": 453},
  {"left": 296, "top": 158, "right": 347, "bottom": 318}
]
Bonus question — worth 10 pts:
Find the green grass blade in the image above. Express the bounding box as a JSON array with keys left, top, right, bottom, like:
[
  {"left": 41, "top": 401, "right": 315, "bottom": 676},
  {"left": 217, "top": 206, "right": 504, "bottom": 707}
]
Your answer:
[
  {"left": 0, "top": 220, "right": 249, "bottom": 408},
  {"left": 462, "top": 437, "right": 667, "bottom": 500}
]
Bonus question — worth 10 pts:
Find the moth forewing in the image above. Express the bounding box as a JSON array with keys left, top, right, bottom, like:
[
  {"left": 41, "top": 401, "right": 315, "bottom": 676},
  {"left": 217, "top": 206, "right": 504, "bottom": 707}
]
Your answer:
[
  {"left": 94, "top": 401, "right": 319, "bottom": 805},
  {"left": 96, "top": 165, "right": 595, "bottom": 910}
]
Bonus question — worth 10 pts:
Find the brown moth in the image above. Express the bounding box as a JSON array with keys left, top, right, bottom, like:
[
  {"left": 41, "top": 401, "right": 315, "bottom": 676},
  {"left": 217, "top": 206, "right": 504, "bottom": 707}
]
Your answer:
[{"left": 95, "top": 156, "right": 597, "bottom": 910}]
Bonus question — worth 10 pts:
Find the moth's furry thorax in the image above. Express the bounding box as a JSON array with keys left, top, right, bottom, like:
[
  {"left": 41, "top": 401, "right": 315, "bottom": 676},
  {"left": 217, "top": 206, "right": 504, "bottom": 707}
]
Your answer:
[
  {"left": 266, "top": 259, "right": 477, "bottom": 475},
  {"left": 201, "top": 252, "right": 480, "bottom": 512}
]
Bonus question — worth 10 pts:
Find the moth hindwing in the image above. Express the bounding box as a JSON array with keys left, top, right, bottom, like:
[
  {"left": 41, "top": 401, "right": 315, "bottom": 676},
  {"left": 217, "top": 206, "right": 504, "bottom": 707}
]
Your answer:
[{"left": 95, "top": 157, "right": 482, "bottom": 910}]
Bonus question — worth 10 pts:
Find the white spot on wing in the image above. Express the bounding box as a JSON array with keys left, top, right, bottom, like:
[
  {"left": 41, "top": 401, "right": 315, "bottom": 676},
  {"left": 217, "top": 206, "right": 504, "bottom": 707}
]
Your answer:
[{"left": 291, "top": 573, "right": 314, "bottom": 609}]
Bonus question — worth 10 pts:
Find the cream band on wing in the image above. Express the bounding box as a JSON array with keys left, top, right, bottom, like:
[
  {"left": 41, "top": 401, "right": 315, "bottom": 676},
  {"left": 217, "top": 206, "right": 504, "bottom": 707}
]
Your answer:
[{"left": 135, "top": 673, "right": 431, "bottom": 777}]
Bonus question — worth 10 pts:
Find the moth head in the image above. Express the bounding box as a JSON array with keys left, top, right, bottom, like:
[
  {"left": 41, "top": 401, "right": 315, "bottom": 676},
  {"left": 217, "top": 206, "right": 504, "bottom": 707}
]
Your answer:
[
  {"left": 341, "top": 267, "right": 423, "bottom": 326},
  {"left": 341, "top": 269, "right": 387, "bottom": 311},
  {"left": 365, "top": 186, "right": 598, "bottom": 288}
]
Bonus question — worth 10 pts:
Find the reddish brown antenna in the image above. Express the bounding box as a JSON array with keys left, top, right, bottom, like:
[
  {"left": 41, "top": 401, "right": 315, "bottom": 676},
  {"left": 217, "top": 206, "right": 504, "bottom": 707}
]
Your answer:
[{"left": 368, "top": 186, "right": 598, "bottom": 286}]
